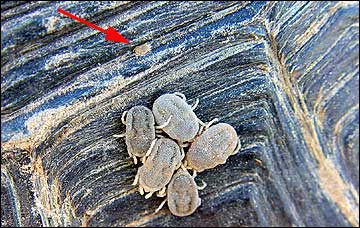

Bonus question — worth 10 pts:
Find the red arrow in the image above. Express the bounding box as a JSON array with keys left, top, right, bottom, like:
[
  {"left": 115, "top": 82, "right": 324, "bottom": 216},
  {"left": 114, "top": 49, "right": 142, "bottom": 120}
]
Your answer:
[{"left": 57, "top": 8, "right": 129, "bottom": 44}]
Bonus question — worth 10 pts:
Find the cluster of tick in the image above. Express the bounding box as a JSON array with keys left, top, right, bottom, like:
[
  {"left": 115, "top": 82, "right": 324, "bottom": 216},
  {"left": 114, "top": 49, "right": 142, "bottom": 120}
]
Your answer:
[{"left": 114, "top": 92, "right": 241, "bottom": 217}]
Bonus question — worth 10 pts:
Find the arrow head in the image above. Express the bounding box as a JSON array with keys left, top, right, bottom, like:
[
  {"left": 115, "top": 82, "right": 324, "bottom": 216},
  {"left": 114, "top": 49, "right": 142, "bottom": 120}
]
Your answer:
[{"left": 105, "top": 26, "right": 129, "bottom": 44}]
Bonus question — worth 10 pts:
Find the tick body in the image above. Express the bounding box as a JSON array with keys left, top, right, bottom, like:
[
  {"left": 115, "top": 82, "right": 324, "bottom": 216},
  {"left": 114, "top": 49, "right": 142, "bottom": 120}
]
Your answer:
[
  {"left": 167, "top": 167, "right": 201, "bottom": 217},
  {"left": 133, "top": 138, "right": 184, "bottom": 198},
  {"left": 116, "top": 106, "right": 156, "bottom": 164},
  {"left": 152, "top": 93, "right": 201, "bottom": 142},
  {"left": 185, "top": 123, "right": 241, "bottom": 172},
  {"left": 134, "top": 43, "right": 151, "bottom": 56}
]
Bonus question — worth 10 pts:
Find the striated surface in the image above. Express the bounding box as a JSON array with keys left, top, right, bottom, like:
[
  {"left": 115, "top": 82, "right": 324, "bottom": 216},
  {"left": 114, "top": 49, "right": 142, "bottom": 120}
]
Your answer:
[{"left": 1, "top": 1, "right": 359, "bottom": 227}]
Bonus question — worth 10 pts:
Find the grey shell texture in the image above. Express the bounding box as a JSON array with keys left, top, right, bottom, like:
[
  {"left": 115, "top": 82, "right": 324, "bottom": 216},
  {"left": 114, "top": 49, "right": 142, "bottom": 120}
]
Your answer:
[
  {"left": 152, "top": 93, "right": 199, "bottom": 142},
  {"left": 167, "top": 168, "right": 200, "bottom": 217},
  {"left": 125, "top": 106, "right": 156, "bottom": 157},
  {"left": 186, "top": 123, "right": 238, "bottom": 172},
  {"left": 139, "top": 138, "right": 182, "bottom": 192}
]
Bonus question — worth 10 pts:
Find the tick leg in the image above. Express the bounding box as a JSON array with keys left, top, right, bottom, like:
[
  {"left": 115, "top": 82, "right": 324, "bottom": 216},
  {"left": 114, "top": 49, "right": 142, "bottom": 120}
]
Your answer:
[
  {"left": 154, "top": 199, "right": 167, "bottom": 214},
  {"left": 113, "top": 133, "right": 126, "bottom": 138},
  {"left": 144, "top": 139, "right": 158, "bottom": 158},
  {"left": 191, "top": 98, "right": 199, "bottom": 110},
  {"left": 155, "top": 129, "right": 164, "bottom": 135},
  {"left": 156, "top": 132, "right": 166, "bottom": 138},
  {"left": 157, "top": 187, "right": 166, "bottom": 197},
  {"left": 141, "top": 139, "right": 158, "bottom": 164},
  {"left": 231, "top": 138, "right": 242, "bottom": 156},
  {"left": 145, "top": 191, "right": 154, "bottom": 199},
  {"left": 155, "top": 116, "right": 172, "bottom": 130},
  {"left": 179, "top": 142, "right": 190, "bottom": 148},
  {"left": 198, "top": 127, "right": 204, "bottom": 135},
  {"left": 182, "top": 160, "right": 189, "bottom": 169},
  {"left": 180, "top": 147, "right": 185, "bottom": 161},
  {"left": 156, "top": 192, "right": 166, "bottom": 197},
  {"left": 204, "top": 118, "right": 219, "bottom": 130},
  {"left": 173, "top": 92, "right": 186, "bottom": 100},
  {"left": 196, "top": 180, "right": 207, "bottom": 190},
  {"left": 198, "top": 119, "right": 206, "bottom": 135},
  {"left": 132, "top": 169, "right": 140, "bottom": 186},
  {"left": 198, "top": 118, "right": 218, "bottom": 135},
  {"left": 192, "top": 170, "right": 197, "bottom": 178},
  {"left": 132, "top": 155, "right": 138, "bottom": 165},
  {"left": 198, "top": 118, "right": 206, "bottom": 127},
  {"left": 139, "top": 186, "right": 144, "bottom": 195},
  {"left": 121, "top": 111, "right": 128, "bottom": 125}
]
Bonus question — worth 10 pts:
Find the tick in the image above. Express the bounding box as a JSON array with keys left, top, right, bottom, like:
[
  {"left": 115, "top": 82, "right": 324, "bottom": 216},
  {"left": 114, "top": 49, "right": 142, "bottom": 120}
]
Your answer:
[
  {"left": 184, "top": 122, "right": 241, "bottom": 173},
  {"left": 155, "top": 165, "right": 206, "bottom": 216},
  {"left": 132, "top": 138, "right": 184, "bottom": 199},
  {"left": 152, "top": 92, "right": 203, "bottom": 143}
]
